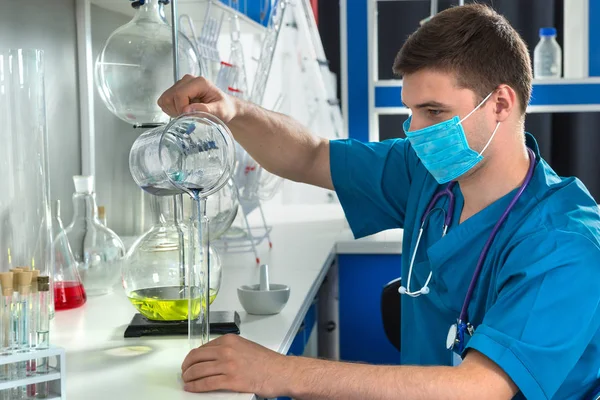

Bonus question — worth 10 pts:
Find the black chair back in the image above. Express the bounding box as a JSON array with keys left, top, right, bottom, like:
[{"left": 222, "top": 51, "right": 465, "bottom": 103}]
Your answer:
[{"left": 380, "top": 277, "right": 401, "bottom": 352}]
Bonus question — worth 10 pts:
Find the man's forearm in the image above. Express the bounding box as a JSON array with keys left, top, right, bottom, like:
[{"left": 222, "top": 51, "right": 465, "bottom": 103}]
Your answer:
[
  {"left": 280, "top": 354, "right": 516, "bottom": 400},
  {"left": 229, "top": 99, "right": 332, "bottom": 189}
]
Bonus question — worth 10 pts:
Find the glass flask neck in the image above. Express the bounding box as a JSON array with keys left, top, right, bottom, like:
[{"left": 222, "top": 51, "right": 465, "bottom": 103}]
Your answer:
[
  {"left": 71, "top": 191, "right": 100, "bottom": 224},
  {"left": 150, "top": 195, "right": 184, "bottom": 225},
  {"left": 52, "top": 200, "right": 65, "bottom": 231},
  {"left": 133, "top": 0, "right": 168, "bottom": 24}
]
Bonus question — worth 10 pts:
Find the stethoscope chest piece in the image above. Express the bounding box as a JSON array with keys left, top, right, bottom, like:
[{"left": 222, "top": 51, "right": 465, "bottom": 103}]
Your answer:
[{"left": 446, "top": 323, "right": 458, "bottom": 350}]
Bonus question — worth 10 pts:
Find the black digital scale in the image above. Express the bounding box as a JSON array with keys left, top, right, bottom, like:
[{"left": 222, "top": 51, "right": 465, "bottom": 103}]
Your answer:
[{"left": 124, "top": 311, "right": 241, "bottom": 338}]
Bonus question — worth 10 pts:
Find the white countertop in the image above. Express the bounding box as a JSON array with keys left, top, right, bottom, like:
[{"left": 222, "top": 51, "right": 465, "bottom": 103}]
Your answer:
[{"left": 50, "top": 204, "right": 403, "bottom": 399}]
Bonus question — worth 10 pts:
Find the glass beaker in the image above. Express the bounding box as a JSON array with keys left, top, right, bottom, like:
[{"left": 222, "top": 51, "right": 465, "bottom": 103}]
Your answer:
[
  {"left": 123, "top": 196, "right": 222, "bottom": 321},
  {"left": 0, "top": 49, "right": 52, "bottom": 283},
  {"left": 129, "top": 112, "right": 235, "bottom": 197},
  {"left": 95, "top": 0, "right": 204, "bottom": 125},
  {"left": 64, "top": 176, "right": 126, "bottom": 296}
]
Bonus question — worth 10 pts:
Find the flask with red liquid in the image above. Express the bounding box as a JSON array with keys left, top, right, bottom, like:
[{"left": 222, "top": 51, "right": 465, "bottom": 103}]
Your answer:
[{"left": 51, "top": 200, "right": 86, "bottom": 310}]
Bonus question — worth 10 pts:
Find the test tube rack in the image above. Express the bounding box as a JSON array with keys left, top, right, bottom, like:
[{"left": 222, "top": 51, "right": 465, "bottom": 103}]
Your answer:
[{"left": 0, "top": 346, "right": 66, "bottom": 399}]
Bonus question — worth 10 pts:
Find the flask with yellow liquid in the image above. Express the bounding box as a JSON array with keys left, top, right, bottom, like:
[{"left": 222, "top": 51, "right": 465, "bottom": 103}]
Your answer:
[{"left": 122, "top": 195, "right": 222, "bottom": 322}]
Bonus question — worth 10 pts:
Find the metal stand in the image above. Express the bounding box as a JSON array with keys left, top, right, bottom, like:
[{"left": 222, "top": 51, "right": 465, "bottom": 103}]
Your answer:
[{"left": 213, "top": 182, "right": 272, "bottom": 265}]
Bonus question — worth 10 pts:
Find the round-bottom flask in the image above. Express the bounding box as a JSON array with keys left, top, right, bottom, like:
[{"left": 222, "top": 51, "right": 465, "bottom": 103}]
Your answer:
[{"left": 123, "top": 196, "right": 222, "bottom": 321}]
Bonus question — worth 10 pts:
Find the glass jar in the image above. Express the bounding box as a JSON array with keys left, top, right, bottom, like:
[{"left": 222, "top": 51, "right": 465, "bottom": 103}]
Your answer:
[
  {"left": 123, "top": 196, "right": 222, "bottom": 321},
  {"left": 64, "top": 176, "right": 126, "bottom": 296},
  {"left": 95, "top": 0, "right": 204, "bottom": 125}
]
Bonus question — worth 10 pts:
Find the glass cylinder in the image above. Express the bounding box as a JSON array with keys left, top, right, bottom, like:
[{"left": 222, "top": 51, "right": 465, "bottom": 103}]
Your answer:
[
  {"left": 122, "top": 195, "right": 222, "bottom": 321},
  {"left": 95, "top": 0, "right": 204, "bottom": 125},
  {"left": 0, "top": 49, "right": 52, "bottom": 285}
]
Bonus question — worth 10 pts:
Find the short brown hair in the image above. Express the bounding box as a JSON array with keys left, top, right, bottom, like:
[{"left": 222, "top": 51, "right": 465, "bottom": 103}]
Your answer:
[{"left": 393, "top": 4, "right": 532, "bottom": 114}]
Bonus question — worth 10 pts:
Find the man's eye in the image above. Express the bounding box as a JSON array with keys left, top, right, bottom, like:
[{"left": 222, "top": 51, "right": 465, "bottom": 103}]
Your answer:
[{"left": 428, "top": 109, "right": 442, "bottom": 116}]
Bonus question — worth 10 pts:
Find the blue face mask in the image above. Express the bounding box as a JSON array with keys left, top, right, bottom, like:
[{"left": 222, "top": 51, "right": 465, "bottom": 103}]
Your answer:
[{"left": 402, "top": 92, "right": 500, "bottom": 184}]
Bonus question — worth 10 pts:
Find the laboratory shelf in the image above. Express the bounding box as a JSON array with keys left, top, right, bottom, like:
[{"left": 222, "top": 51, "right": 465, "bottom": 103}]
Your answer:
[
  {"left": 90, "top": 0, "right": 266, "bottom": 36},
  {"left": 373, "top": 78, "right": 600, "bottom": 114}
]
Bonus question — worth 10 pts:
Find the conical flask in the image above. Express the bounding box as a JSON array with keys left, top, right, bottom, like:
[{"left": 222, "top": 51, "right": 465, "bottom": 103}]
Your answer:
[
  {"left": 64, "top": 176, "right": 125, "bottom": 296},
  {"left": 95, "top": 0, "right": 204, "bottom": 125},
  {"left": 51, "top": 201, "right": 86, "bottom": 311}
]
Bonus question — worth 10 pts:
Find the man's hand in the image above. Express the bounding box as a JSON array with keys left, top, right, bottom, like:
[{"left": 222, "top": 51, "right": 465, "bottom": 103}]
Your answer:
[
  {"left": 157, "top": 75, "right": 239, "bottom": 122},
  {"left": 181, "top": 334, "right": 290, "bottom": 397}
]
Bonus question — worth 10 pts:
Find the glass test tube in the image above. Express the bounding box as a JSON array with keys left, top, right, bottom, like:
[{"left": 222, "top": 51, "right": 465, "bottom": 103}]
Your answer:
[
  {"left": 0, "top": 272, "right": 14, "bottom": 379},
  {"left": 29, "top": 270, "right": 39, "bottom": 349},
  {"left": 10, "top": 269, "right": 22, "bottom": 351},
  {"left": 26, "top": 271, "right": 39, "bottom": 398},
  {"left": 16, "top": 270, "right": 32, "bottom": 397},
  {"left": 36, "top": 276, "right": 50, "bottom": 398}
]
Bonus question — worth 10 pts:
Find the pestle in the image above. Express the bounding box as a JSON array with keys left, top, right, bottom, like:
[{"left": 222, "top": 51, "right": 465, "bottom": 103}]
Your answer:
[
  {"left": 259, "top": 264, "right": 269, "bottom": 291},
  {"left": 237, "top": 264, "right": 290, "bottom": 315}
]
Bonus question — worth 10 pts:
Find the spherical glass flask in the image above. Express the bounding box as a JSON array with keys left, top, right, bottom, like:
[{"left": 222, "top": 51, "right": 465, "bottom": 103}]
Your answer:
[
  {"left": 190, "top": 179, "right": 238, "bottom": 240},
  {"left": 95, "top": 0, "right": 203, "bottom": 125},
  {"left": 123, "top": 196, "right": 222, "bottom": 321}
]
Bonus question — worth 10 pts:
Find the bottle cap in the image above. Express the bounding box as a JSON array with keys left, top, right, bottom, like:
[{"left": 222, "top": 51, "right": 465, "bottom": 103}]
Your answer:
[
  {"left": 37, "top": 276, "right": 50, "bottom": 292},
  {"left": 73, "top": 175, "right": 94, "bottom": 194},
  {"left": 31, "top": 270, "right": 40, "bottom": 293},
  {"left": 539, "top": 27, "right": 557, "bottom": 37},
  {"left": 12, "top": 270, "right": 21, "bottom": 288}
]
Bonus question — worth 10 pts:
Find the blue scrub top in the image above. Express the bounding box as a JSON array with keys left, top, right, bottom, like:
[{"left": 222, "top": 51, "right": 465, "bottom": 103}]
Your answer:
[{"left": 330, "top": 133, "right": 600, "bottom": 400}]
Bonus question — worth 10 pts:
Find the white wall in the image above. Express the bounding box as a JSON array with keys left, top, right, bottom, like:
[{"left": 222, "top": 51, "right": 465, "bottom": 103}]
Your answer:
[{"left": 0, "top": 0, "right": 81, "bottom": 224}]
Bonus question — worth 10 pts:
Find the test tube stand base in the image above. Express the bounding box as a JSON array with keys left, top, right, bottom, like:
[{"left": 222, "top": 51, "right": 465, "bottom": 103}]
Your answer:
[{"left": 0, "top": 346, "right": 66, "bottom": 399}]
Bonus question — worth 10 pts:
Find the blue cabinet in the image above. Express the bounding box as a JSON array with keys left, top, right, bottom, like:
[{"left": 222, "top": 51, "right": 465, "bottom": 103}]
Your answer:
[{"left": 338, "top": 254, "right": 401, "bottom": 364}]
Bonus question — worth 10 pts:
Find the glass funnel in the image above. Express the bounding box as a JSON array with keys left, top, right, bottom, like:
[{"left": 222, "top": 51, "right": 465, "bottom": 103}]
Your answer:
[
  {"left": 95, "top": 0, "right": 203, "bottom": 125},
  {"left": 123, "top": 195, "right": 222, "bottom": 321},
  {"left": 64, "top": 176, "right": 126, "bottom": 296}
]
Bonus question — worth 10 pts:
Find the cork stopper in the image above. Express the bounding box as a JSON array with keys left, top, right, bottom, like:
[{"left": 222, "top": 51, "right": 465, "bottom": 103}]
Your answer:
[
  {"left": 0, "top": 272, "right": 13, "bottom": 296},
  {"left": 17, "top": 271, "right": 32, "bottom": 295},
  {"left": 21, "top": 266, "right": 31, "bottom": 272},
  {"left": 98, "top": 206, "right": 106, "bottom": 219},
  {"left": 31, "top": 270, "right": 40, "bottom": 293},
  {"left": 37, "top": 276, "right": 50, "bottom": 292},
  {"left": 12, "top": 269, "right": 22, "bottom": 288}
]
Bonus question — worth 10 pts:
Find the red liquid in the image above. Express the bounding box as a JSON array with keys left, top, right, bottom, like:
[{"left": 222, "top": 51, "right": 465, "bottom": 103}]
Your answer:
[{"left": 54, "top": 281, "right": 87, "bottom": 310}]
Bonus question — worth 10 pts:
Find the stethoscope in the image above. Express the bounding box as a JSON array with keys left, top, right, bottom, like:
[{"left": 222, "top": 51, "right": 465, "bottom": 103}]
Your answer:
[{"left": 398, "top": 148, "right": 537, "bottom": 354}]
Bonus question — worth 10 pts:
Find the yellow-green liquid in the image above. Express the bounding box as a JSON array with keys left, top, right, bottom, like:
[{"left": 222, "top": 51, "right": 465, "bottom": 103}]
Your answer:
[{"left": 128, "top": 286, "right": 217, "bottom": 321}]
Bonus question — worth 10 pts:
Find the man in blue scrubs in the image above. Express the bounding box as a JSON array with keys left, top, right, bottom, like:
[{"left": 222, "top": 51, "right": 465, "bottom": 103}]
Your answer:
[{"left": 158, "top": 4, "right": 600, "bottom": 399}]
